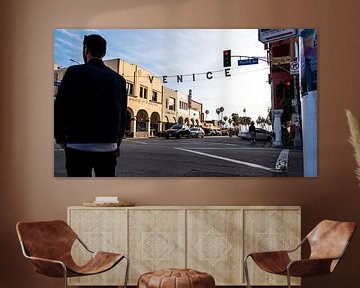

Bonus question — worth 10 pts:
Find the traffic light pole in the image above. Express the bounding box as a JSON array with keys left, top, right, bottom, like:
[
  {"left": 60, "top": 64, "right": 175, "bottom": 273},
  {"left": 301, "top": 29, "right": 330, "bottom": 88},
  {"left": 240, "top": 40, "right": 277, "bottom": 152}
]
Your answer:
[
  {"left": 292, "top": 38, "right": 302, "bottom": 147},
  {"left": 232, "top": 55, "right": 290, "bottom": 74},
  {"left": 292, "top": 74, "right": 302, "bottom": 147},
  {"left": 234, "top": 54, "right": 302, "bottom": 147}
]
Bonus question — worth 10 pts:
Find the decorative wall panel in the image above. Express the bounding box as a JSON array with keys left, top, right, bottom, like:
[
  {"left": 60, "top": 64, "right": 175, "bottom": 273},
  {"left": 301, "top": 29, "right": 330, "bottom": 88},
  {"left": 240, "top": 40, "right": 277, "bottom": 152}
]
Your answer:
[
  {"left": 68, "top": 206, "right": 300, "bottom": 286},
  {"left": 128, "top": 209, "right": 186, "bottom": 284},
  {"left": 67, "top": 208, "right": 128, "bottom": 286},
  {"left": 244, "top": 208, "right": 301, "bottom": 286},
  {"left": 187, "top": 209, "right": 242, "bottom": 285}
]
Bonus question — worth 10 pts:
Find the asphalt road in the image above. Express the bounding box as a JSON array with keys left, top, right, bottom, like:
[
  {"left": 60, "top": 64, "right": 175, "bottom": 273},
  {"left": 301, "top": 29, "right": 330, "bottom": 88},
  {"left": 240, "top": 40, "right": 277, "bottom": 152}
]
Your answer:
[{"left": 54, "top": 136, "right": 304, "bottom": 177}]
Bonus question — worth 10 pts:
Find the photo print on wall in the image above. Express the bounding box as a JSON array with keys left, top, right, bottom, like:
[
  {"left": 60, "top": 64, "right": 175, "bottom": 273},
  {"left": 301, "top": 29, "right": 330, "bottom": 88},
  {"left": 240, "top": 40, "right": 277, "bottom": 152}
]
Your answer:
[{"left": 54, "top": 29, "right": 317, "bottom": 177}]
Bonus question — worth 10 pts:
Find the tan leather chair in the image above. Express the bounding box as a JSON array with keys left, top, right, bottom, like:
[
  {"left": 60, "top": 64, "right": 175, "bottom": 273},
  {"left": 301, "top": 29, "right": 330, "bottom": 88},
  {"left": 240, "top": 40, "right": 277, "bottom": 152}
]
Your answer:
[
  {"left": 16, "top": 220, "right": 129, "bottom": 288},
  {"left": 244, "top": 220, "right": 356, "bottom": 288}
]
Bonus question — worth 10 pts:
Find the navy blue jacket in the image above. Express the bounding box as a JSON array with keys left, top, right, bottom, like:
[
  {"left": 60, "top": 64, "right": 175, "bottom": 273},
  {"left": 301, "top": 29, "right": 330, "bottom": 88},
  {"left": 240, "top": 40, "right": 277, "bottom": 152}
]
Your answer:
[{"left": 54, "top": 59, "right": 127, "bottom": 145}]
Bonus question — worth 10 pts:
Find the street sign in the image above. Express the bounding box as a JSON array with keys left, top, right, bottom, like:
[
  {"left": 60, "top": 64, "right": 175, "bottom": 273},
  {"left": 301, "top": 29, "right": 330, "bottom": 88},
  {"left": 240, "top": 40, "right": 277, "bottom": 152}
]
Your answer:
[
  {"left": 290, "top": 61, "right": 299, "bottom": 75},
  {"left": 258, "top": 29, "right": 299, "bottom": 43},
  {"left": 238, "top": 58, "right": 258, "bottom": 66}
]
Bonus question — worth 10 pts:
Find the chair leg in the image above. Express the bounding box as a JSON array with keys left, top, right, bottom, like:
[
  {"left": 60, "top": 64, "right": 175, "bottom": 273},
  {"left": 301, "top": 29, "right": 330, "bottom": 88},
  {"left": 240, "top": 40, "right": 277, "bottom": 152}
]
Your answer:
[
  {"left": 286, "top": 269, "right": 292, "bottom": 288},
  {"left": 61, "top": 264, "right": 68, "bottom": 288},
  {"left": 244, "top": 255, "right": 252, "bottom": 288},
  {"left": 123, "top": 255, "right": 130, "bottom": 288}
]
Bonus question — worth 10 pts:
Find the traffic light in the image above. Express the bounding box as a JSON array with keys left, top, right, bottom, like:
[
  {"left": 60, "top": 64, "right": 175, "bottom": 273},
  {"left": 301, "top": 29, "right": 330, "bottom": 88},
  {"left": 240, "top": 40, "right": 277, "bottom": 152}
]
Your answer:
[
  {"left": 275, "top": 82, "right": 284, "bottom": 98},
  {"left": 284, "top": 80, "right": 292, "bottom": 98},
  {"left": 223, "top": 50, "right": 231, "bottom": 67}
]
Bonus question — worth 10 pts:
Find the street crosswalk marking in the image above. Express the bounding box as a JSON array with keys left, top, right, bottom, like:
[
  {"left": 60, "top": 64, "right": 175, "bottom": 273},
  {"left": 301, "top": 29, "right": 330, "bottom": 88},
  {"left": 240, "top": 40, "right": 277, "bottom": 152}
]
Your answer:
[
  {"left": 123, "top": 139, "right": 149, "bottom": 145},
  {"left": 175, "top": 148, "right": 274, "bottom": 172},
  {"left": 174, "top": 147, "right": 271, "bottom": 151},
  {"left": 275, "top": 149, "right": 289, "bottom": 172}
]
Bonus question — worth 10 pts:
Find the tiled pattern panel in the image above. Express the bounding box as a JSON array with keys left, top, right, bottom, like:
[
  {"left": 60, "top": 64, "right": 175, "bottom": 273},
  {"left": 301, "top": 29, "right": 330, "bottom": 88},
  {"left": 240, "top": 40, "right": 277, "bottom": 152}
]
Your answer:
[
  {"left": 67, "top": 207, "right": 301, "bottom": 286},
  {"left": 244, "top": 209, "right": 301, "bottom": 286},
  {"left": 68, "top": 208, "right": 127, "bottom": 286},
  {"left": 128, "top": 209, "right": 186, "bottom": 284},
  {"left": 187, "top": 209, "right": 243, "bottom": 285}
]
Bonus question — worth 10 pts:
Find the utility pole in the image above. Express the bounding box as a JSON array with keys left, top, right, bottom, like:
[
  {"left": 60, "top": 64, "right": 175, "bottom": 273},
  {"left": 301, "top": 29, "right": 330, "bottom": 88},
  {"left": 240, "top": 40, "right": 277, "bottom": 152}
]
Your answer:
[{"left": 291, "top": 40, "right": 302, "bottom": 147}]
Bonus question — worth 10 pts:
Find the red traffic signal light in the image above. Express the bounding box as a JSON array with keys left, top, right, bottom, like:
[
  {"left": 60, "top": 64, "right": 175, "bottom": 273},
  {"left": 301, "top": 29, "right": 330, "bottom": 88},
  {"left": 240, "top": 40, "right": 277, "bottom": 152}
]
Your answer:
[
  {"left": 284, "top": 80, "right": 292, "bottom": 97},
  {"left": 223, "top": 50, "right": 231, "bottom": 67}
]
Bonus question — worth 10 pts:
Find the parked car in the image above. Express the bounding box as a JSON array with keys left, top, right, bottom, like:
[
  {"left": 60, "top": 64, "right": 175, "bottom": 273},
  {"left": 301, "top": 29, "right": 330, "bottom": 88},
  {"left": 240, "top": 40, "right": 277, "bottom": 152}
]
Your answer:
[
  {"left": 204, "top": 128, "right": 216, "bottom": 136},
  {"left": 208, "top": 129, "right": 217, "bottom": 136},
  {"left": 238, "top": 128, "right": 273, "bottom": 141},
  {"left": 189, "top": 127, "right": 205, "bottom": 138},
  {"left": 238, "top": 130, "right": 248, "bottom": 139},
  {"left": 164, "top": 124, "right": 191, "bottom": 139}
]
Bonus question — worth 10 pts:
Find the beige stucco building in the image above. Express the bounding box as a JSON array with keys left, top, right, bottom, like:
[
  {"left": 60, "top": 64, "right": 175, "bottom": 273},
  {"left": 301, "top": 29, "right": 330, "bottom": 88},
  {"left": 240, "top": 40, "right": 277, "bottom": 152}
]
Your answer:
[
  {"left": 162, "top": 86, "right": 178, "bottom": 130},
  {"left": 54, "top": 58, "right": 203, "bottom": 138}
]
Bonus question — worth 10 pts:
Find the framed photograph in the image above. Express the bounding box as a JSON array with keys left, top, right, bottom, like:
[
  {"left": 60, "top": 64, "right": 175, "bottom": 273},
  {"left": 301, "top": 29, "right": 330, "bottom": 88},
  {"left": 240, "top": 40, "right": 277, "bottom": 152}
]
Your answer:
[{"left": 54, "top": 29, "right": 317, "bottom": 177}]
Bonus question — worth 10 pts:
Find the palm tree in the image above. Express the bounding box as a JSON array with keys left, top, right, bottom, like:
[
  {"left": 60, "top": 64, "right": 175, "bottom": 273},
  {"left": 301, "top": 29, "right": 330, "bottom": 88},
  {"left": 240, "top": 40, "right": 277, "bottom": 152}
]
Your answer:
[
  {"left": 256, "top": 115, "right": 262, "bottom": 127},
  {"left": 216, "top": 108, "right": 221, "bottom": 120},
  {"left": 219, "top": 106, "right": 224, "bottom": 120},
  {"left": 231, "top": 113, "right": 240, "bottom": 127},
  {"left": 205, "top": 110, "right": 209, "bottom": 120}
]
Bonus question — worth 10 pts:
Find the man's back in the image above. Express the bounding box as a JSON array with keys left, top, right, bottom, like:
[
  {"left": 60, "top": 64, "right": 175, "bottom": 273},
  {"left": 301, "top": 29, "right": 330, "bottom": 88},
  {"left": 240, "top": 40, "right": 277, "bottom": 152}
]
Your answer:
[{"left": 55, "top": 58, "right": 127, "bottom": 144}]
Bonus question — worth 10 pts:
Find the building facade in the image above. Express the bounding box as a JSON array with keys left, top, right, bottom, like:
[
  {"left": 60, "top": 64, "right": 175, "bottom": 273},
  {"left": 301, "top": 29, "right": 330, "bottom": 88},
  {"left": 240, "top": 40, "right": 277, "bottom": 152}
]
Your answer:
[
  {"left": 267, "top": 37, "right": 301, "bottom": 146},
  {"left": 54, "top": 58, "right": 204, "bottom": 138}
]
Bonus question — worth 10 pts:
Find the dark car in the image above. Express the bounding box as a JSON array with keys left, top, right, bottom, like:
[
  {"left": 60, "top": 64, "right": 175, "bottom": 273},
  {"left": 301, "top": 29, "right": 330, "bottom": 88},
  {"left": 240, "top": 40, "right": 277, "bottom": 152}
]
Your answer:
[{"left": 164, "top": 124, "right": 191, "bottom": 139}]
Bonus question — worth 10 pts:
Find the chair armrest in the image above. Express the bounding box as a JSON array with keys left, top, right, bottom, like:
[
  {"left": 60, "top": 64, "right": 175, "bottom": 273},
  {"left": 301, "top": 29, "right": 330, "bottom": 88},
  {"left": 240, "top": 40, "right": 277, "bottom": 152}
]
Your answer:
[
  {"left": 25, "top": 255, "right": 65, "bottom": 266},
  {"left": 25, "top": 255, "right": 67, "bottom": 277},
  {"left": 19, "top": 240, "right": 67, "bottom": 277},
  {"left": 287, "top": 258, "right": 336, "bottom": 277},
  {"left": 286, "top": 237, "right": 307, "bottom": 253},
  {"left": 76, "top": 236, "right": 94, "bottom": 253},
  {"left": 245, "top": 236, "right": 306, "bottom": 258}
]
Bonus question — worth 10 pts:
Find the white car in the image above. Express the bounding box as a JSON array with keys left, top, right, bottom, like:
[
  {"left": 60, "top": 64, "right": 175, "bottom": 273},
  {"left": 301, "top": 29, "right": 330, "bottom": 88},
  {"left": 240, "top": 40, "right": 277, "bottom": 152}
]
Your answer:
[
  {"left": 189, "top": 127, "right": 205, "bottom": 138},
  {"left": 239, "top": 128, "right": 274, "bottom": 141}
]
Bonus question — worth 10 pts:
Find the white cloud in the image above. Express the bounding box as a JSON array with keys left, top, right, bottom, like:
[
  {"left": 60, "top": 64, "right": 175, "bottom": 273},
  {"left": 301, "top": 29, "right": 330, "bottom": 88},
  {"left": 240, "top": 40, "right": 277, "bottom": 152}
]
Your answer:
[
  {"left": 55, "top": 36, "right": 80, "bottom": 50},
  {"left": 57, "top": 29, "right": 82, "bottom": 41}
]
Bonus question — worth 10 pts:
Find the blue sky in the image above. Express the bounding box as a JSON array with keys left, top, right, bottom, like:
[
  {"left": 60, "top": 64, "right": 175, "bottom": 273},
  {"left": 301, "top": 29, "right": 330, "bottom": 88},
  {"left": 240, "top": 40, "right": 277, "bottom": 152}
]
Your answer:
[{"left": 54, "top": 29, "right": 270, "bottom": 121}]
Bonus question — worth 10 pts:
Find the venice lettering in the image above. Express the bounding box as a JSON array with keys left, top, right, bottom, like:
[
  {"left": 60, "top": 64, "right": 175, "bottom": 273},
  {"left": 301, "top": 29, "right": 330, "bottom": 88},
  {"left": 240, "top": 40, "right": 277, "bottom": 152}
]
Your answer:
[{"left": 151, "top": 68, "right": 231, "bottom": 84}]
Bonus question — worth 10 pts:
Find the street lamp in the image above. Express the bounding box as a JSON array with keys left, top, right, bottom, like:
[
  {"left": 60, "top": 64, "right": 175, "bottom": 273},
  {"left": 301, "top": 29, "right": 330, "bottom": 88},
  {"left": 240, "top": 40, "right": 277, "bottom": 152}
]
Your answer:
[{"left": 70, "top": 58, "right": 80, "bottom": 64}]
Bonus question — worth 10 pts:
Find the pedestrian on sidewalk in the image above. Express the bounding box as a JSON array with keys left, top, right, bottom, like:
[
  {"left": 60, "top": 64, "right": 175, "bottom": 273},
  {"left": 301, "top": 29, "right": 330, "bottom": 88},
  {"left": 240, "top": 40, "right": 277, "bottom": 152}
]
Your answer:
[{"left": 54, "top": 34, "right": 128, "bottom": 177}]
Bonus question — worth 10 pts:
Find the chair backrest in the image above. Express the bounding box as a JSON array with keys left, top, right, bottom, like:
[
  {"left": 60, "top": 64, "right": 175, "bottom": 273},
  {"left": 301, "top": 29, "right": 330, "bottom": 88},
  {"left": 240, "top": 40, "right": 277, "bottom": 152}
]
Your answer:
[
  {"left": 306, "top": 220, "right": 356, "bottom": 263},
  {"left": 16, "top": 220, "right": 77, "bottom": 261}
]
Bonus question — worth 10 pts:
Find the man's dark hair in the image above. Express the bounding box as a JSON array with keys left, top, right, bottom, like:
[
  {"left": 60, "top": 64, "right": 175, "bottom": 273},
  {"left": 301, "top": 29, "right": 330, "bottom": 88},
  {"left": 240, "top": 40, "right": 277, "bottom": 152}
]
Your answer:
[{"left": 83, "top": 34, "right": 107, "bottom": 58}]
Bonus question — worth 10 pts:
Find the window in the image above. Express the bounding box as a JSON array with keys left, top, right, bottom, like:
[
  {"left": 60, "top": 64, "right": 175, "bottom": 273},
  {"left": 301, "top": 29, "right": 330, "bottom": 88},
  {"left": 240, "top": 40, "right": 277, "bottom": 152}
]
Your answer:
[
  {"left": 140, "top": 86, "right": 148, "bottom": 99},
  {"left": 272, "top": 43, "right": 290, "bottom": 57},
  {"left": 180, "top": 101, "right": 188, "bottom": 110},
  {"left": 168, "top": 97, "right": 175, "bottom": 111},
  {"left": 126, "top": 82, "right": 133, "bottom": 96},
  {"left": 152, "top": 91, "right": 158, "bottom": 102}
]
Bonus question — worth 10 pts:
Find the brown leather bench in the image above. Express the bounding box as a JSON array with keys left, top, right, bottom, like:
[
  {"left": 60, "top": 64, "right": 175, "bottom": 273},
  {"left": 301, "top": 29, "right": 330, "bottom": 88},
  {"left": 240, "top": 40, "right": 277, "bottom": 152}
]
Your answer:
[{"left": 138, "top": 268, "right": 215, "bottom": 288}]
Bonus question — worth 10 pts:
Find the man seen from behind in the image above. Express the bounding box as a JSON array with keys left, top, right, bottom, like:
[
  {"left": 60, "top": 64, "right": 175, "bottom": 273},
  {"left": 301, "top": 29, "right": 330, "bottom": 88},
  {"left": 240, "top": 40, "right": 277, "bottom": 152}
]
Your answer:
[{"left": 54, "top": 34, "right": 128, "bottom": 177}]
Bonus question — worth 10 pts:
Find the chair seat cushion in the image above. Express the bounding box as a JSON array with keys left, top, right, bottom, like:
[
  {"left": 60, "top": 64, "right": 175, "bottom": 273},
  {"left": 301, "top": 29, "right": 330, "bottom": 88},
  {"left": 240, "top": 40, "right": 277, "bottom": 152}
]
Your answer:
[{"left": 138, "top": 268, "right": 215, "bottom": 288}]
